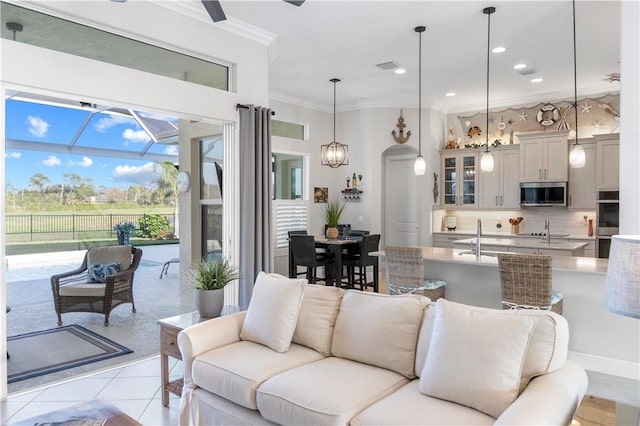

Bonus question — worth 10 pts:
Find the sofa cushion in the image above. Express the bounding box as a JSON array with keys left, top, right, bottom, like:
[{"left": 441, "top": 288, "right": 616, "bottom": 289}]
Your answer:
[
  {"left": 332, "top": 291, "right": 427, "bottom": 378},
  {"left": 419, "top": 299, "right": 535, "bottom": 418},
  {"left": 257, "top": 357, "right": 408, "bottom": 425},
  {"left": 192, "top": 340, "right": 324, "bottom": 410},
  {"left": 239, "top": 271, "right": 307, "bottom": 352},
  {"left": 292, "top": 284, "right": 345, "bottom": 356},
  {"left": 414, "top": 301, "right": 569, "bottom": 390},
  {"left": 351, "top": 380, "right": 495, "bottom": 425}
]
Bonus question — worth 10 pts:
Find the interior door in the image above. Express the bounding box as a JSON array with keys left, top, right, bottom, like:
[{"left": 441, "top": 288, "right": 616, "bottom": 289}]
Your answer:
[{"left": 385, "top": 155, "right": 419, "bottom": 247}]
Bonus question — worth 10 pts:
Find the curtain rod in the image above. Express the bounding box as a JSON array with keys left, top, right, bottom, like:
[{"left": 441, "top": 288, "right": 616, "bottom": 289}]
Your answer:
[{"left": 236, "top": 103, "right": 276, "bottom": 116}]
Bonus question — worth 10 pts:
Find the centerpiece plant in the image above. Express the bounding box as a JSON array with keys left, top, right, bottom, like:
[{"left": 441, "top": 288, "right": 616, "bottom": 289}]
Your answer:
[
  {"left": 321, "top": 197, "right": 346, "bottom": 239},
  {"left": 186, "top": 257, "right": 239, "bottom": 318}
]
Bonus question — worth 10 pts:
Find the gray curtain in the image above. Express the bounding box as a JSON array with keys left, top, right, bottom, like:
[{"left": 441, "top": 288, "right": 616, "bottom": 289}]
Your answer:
[{"left": 238, "top": 105, "right": 273, "bottom": 308}]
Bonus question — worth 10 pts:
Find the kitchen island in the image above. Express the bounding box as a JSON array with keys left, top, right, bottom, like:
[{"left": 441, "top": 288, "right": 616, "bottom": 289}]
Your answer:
[
  {"left": 452, "top": 237, "right": 587, "bottom": 256},
  {"left": 374, "top": 247, "right": 638, "bottom": 380}
]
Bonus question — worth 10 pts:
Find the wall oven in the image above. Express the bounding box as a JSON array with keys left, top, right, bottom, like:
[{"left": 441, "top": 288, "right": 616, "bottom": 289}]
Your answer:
[{"left": 596, "top": 190, "right": 619, "bottom": 258}]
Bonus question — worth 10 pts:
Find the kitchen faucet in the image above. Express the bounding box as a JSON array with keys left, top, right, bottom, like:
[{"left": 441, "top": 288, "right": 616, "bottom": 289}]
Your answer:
[
  {"left": 475, "top": 219, "right": 482, "bottom": 257},
  {"left": 544, "top": 218, "right": 550, "bottom": 245}
]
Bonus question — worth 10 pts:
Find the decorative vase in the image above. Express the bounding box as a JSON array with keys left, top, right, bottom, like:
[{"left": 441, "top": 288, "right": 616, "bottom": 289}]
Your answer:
[
  {"left": 326, "top": 227, "right": 339, "bottom": 239},
  {"left": 588, "top": 219, "right": 594, "bottom": 237},
  {"left": 195, "top": 288, "right": 225, "bottom": 318},
  {"left": 117, "top": 231, "right": 129, "bottom": 246},
  {"left": 511, "top": 224, "right": 519, "bottom": 234}
]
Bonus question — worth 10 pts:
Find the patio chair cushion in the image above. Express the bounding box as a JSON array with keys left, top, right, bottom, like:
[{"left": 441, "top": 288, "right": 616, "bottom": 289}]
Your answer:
[
  {"left": 87, "top": 245, "right": 132, "bottom": 270},
  {"left": 59, "top": 282, "right": 107, "bottom": 297},
  {"left": 240, "top": 272, "right": 306, "bottom": 353},
  {"left": 88, "top": 262, "right": 121, "bottom": 283}
]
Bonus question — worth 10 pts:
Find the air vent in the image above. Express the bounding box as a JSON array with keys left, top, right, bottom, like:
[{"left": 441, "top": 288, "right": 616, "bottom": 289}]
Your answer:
[
  {"left": 518, "top": 68, "right": 536, "bottom": 75},
  {"left": 376, "top": 61, "right": 401, "bottom": 70}
]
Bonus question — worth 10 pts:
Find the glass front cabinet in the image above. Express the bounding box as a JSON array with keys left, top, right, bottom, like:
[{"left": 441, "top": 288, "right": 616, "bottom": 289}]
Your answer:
[{"left": 441, "top": 152, "right": 478, "bottom": 208}]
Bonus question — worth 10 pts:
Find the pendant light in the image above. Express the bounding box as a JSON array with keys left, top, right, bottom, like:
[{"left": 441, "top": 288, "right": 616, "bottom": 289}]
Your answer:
[
  {"left": 414, "top": 25, "right": 426, "bottom": 176},
  {"left": 321, "top": 78, "right": 349, "bottom": 168},
  {"left": 480, "top": 7, "right": 495, "bottom": 173},
  {"left": 569, "top": 0, "right": 585, "bottom": 168}
]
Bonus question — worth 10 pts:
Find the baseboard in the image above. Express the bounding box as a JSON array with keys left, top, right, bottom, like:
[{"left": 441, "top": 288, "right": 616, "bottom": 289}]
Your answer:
[{"left": 569, "top": 351, "right": 640, "bottom": 380}]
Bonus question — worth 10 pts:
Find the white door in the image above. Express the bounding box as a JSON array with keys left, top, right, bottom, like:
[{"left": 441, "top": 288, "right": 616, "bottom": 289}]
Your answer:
[{"left": 385, "top": 155, "right": 419, "bottom": 247}]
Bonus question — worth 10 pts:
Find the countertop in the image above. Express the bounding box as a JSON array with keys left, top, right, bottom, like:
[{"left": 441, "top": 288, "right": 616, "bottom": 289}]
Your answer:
[
  {"left": 453, "top": 237, "right": 587, "bottom": 251},
  {"left": 433, "top": 231, "right": 595, "bottom": 241},
  {"left": 372, "top": 247, "right": 608, "bottom": 274}
]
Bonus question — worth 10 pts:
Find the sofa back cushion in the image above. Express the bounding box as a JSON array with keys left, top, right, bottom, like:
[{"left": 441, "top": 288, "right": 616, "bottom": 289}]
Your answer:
[
  {"left": 292, "top": 285, "right": 345, "bottom": 356},
  {"left": 332, "top": 291, "right": 427, "bottom": 378},
  {"left": 239, "top": 272, "right": 307, "bottom": 353},
  {"left": 419, "top": 299, "right": 535, "bottom": 418},
  {"left": 415, "top": 300, "right": 569, "bottom": 392}
]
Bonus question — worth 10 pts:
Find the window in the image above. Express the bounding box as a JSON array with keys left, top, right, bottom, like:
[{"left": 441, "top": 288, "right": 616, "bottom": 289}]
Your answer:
[
  {"left": 272, "top": 153, "right": 303, "bottom": 200},
  {"left": 272, "top": 120, "right": 305, "bottom": 140},
  {"left": 272, "top": 152, "right": 308, "bottom": 250},
  {"left": 273, "top": 201, "right": 309, "bottom": 249},
  {"left": 200, "top": 135, "right": 224, "bottom": 260}
]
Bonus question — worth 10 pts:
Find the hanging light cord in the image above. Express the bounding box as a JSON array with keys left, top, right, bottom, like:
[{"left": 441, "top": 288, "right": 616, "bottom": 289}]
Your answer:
[
  {"left": 333, "top": 80, "right": 337, "bottom": 142},
  {"left": 572, "top": 0, "right": 579, "bottom": 144},
  {"left": 418, "top": 28, "right": 422, "bottom": 157},
  {"left": 485, "top": 8, "right": 491, "bottom": 153}
]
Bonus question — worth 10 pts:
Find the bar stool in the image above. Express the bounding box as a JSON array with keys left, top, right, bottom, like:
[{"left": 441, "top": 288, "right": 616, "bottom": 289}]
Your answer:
[
  {"left": 289, "top": 235, "right": 335, "bottom": 284},
  {"left": 342, "top": 234, "right": 380, "bottom": 292},
  {"left": 385, "top": 246, "right": 446, "bottom": 301},
  {"left": 497, "top": 253, "right": 563, "bottom": 315}
]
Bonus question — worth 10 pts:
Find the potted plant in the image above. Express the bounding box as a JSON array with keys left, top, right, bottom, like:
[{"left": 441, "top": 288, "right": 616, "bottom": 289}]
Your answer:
[
  {"left": 114, "top": 221, "right": 136, "bottom": 246},
  {"left": 186, "top": 257, "right": 239, "bottom": 318},
  {"left": 321, "top": 197, "right": 346, "bottom": 239}
]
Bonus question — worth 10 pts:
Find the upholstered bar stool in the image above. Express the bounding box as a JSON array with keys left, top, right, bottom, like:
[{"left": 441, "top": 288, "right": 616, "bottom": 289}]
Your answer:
[
  {"left": 497, "top": 253, "right": 563, "bottom": 315},
  {"left": 384, "top": 246, "right": 446, "bottom": 301}
]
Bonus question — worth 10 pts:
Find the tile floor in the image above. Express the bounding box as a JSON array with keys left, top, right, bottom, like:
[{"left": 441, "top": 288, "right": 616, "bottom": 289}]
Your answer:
[{"left": 1, "top": 355, "right": 182, "bottom": 425}]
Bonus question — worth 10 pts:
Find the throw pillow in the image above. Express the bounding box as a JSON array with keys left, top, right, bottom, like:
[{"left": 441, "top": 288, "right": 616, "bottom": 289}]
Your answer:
[
  {"left": 239, "top": 271, "right": 306, "bottom": 353},
  {"left": 87, "top": 262, "right": 121, "bottom": 283},
  {"left": 419, "top": 299, "right": 535, "bottom": 418}
]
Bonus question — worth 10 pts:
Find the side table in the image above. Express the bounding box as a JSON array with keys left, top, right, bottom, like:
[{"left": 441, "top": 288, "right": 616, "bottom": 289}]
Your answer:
[{"left": 157, "top": 306, "right": 242, "bottom": 407}]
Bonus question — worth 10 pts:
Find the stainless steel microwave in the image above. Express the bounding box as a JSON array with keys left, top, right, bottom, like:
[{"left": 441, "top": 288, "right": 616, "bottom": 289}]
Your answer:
[{"left": 520, "top": 182, "right": 567, "bottom": 207}]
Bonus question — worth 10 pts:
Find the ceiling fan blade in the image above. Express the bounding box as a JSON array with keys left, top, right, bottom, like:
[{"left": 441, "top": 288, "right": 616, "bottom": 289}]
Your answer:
[
  {"left": 283, "top": 0, "right": 305, "bottom": 6},
  {"left": 201, "top": 0, "right": 227, "bottom": 22}
]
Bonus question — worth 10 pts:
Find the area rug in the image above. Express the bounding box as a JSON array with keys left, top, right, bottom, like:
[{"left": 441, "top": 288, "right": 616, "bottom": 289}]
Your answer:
[{"left": 7, "top": 325, "right": 133, "bottom": 383}]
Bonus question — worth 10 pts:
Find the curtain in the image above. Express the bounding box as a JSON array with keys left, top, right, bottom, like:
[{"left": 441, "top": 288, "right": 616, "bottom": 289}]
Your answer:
[{"left": 238, "top": 105, "right": 273, "bottom": 308}]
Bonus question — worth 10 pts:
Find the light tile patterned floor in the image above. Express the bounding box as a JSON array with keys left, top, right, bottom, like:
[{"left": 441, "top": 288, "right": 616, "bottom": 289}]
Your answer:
[{"left": 1, "top": 356, "right": 182, "bottom": 425}]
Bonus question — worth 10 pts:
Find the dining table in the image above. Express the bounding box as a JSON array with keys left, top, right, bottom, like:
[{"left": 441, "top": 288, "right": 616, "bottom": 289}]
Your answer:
[{"left": 312, "top": 236, "right": 361, "bottom": 287}]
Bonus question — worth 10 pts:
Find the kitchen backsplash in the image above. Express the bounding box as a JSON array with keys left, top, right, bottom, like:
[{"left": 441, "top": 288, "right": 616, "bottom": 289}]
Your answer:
[{"left": 433, "top": 208, "right": 596, "bottom": 237}]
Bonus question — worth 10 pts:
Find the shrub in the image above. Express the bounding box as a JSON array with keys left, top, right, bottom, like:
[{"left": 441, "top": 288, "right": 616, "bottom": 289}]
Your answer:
[{"left": 137, "top": 214, "right": 169, "bottom": 239}]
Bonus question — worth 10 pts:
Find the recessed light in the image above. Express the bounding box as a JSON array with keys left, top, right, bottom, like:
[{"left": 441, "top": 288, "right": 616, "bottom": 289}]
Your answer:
[
  {"left": 445, "top": 92, "right": 456, "bottom": 97},
  {"left": 531, "top": 77, "right": 543, "bottom": 83},
  {"left": 513, "top": 63, "right": 527, "bottom": 69},
  {"left": 492, "top": 46, "right": 506, "bottom": 53},
  {"left": 394, "top": 68, "right": 406, "bottom": 74}
]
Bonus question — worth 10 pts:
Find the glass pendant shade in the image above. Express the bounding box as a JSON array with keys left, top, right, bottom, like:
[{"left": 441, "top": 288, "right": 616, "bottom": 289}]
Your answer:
[
  {"left": 414, "top": 155, "right": 426, "bottom": 175},
  {"left": 569, "top": 144, "right": 585, "bottom": 168},
  {"left": 480, "top": 151, "right": 494, "bottom": 172},
  {"left": 321, "top": 141, "right": 349, "bottom": 168}
]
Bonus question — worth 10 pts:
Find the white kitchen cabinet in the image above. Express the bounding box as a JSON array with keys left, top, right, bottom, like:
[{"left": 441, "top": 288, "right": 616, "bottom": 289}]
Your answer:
[
  {"left": 518, "top": 131, "right": 569, "bottom": 182},
  {"left": 568, "top": 141, "right": 596, "bottom": 209},
  {"left": 595, "top": 134, "right": 620, "bottom": 190},
  {"left": 441, "top": 152, "right": 478, "bottom": 208},
  {"left": 432, "top": 233, "right": 473, "bottom": 248},
  {"left": 479, "top": 147, "right": 520, "bottom": 208}
]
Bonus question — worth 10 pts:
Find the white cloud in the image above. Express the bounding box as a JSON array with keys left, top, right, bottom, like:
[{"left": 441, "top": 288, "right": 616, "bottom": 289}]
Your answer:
[
  {"left": 69, "top": 156, "right": 93, "bottom": 167},
  {"left": 112, "top": 162, "right": 163, "bottom": 186},
  {"left": 123, "top": 128, "right": 150, "bottom": 143},
  {"left": 42, "top": 155, "right": 61, "bottom": 167},
  {"left": 28, "top": 116, "right": 49, "bottom": 138},
  {"left": 93, "top": 114, "right": 134, "bottom": 132},
  {"left": 5, "top": 151, "right": 21, "bottom": 159},
  {"left": 164, "top": 145, "right": 179, "bottom": 156}
]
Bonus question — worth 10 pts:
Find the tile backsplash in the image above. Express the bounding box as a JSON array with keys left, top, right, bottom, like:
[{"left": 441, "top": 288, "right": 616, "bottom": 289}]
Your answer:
[{"left": 434, "top": 208, "right": 596, "bottom": 238}]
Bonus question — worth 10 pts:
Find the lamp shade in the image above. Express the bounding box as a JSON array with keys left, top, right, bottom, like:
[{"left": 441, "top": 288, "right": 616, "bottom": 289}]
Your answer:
[
  {"left": 480, "top": 151, "right": 494, "bottom": 172},
  {"left": 604, "top": 235, "right": 640, "bottom": 319},
  {"left": 414, "top": 155, "right": 426, "bottom": 175},
  {"left": 569, "top": 144, "right": 586, "bottom": 168}
]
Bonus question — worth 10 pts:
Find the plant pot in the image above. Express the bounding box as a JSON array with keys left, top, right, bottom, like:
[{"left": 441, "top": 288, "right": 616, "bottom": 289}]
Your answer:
[
  {"left": 195, "top": 288, "right": 225, "bottom": 318},
  {"left": 326, "top": 227, "right": 339, "bottom": 239}
]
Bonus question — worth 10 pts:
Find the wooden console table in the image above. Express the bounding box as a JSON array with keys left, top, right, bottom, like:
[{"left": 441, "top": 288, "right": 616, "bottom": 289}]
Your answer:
[{"left": 157, "top": 306, "right": 242, "bottom": 406}]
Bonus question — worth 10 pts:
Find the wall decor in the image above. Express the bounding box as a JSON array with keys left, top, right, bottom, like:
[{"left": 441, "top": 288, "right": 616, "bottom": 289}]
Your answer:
[
  {"left": 314, "top": 187, "right": 328, "bottom": 203},
  {"left": 391, "top": 109, "right": 411, "bottom": 144},
  {"left": 536, "top": 103, "right": 560, "bottom": 126},
  {"left": 433, "top": 172, "right": 439, "bottom": 204}
]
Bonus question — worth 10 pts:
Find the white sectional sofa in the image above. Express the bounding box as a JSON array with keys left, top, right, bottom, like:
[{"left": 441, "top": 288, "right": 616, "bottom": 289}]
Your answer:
[{"left": 178, "top": 272, "right": 588, "bottom": 425}]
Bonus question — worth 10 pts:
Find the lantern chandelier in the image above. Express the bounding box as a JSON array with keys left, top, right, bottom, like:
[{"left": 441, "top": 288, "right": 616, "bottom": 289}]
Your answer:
[{"left": 321, "top": 78, "right": 349, "bottom": 168}]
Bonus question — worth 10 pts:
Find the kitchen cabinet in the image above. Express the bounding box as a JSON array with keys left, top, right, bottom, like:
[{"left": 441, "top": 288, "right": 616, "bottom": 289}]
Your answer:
[
  {"left": 518, "top": 131, "right": 569, "bottom": 182},
  {"left": 595, "top": 133, "right": 619, "bottom": 190},
  {"left": 568, "top": 141, "right": 596, "bottom": 209},
  {"left": 441, "top": 152, "right": 478, "bottom": 208},
  {"left": 479, "top": 147, "right": 520, "bottom": 208}
]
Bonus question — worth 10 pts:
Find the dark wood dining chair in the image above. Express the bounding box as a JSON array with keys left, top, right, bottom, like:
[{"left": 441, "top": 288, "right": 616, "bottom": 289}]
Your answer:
[
  {"left": 342, "top": 234, "right": 381, "bottom": 292},
  {"left": 289, "top": 235, "right": 335, "bottom": 284}
]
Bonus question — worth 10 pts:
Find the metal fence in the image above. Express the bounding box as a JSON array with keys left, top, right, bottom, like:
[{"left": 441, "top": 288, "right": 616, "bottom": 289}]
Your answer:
[{"left": 5, "top": 213, "right": 176, "bottom": 241}]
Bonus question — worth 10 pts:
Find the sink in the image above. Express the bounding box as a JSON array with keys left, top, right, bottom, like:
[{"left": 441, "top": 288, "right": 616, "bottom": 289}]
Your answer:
[{"left": 457, "top": 250, "right": 500, "bottom": 257}]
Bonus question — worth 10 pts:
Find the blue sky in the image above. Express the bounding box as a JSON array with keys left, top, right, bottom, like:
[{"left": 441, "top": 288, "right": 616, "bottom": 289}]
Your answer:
[{"left": 4, "top": 98, "right": 178, "bottom": 191}]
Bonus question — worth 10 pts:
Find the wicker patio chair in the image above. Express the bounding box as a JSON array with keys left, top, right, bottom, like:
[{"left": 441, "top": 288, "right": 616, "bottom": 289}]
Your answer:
[
  {"left": 384, "top": 246, "right": 446, "bottom": 301},
  {"left": 497, "top": 253, "right": 563, "bottom": 315},
  {"left": 51, "top": 245, "right": 142, "bottom": 326}
]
